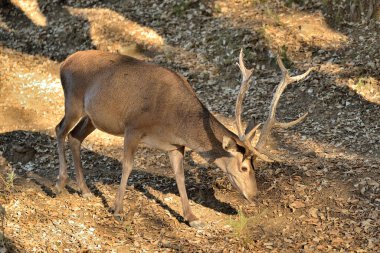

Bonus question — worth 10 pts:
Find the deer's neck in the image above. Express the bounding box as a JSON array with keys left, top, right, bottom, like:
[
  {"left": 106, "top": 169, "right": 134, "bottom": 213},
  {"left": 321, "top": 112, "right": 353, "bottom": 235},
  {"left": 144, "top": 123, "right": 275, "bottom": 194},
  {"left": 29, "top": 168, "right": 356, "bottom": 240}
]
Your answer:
[{"left": 185, "top": 107, "right": 237, "bottom": 162}]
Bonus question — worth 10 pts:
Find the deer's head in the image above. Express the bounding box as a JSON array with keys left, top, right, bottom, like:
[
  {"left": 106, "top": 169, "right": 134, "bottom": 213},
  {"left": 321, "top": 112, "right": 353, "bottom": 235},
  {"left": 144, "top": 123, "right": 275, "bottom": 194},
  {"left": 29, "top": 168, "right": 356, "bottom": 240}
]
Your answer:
[
  {"left": 217, "top": 49, "right": 314, "bottom": 202},
  {"left": 218, "top": 135, "right": 258, "bottom": 201}
]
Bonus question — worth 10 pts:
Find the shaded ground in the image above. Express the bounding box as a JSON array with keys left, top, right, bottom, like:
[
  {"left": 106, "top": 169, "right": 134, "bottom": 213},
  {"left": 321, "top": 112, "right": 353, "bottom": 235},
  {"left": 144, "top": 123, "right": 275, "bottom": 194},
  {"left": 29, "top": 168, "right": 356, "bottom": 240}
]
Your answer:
[{"left": 0, "top": 0, "right": 379, "bottom": 252}]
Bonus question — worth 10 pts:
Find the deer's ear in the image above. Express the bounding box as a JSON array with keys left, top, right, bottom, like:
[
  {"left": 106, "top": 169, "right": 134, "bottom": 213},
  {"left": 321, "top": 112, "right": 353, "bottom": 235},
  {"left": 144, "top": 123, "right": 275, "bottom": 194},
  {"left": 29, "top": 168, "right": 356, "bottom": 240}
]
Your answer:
[{"left": 222, "top": 136, "right": 238, "bottom": 152}]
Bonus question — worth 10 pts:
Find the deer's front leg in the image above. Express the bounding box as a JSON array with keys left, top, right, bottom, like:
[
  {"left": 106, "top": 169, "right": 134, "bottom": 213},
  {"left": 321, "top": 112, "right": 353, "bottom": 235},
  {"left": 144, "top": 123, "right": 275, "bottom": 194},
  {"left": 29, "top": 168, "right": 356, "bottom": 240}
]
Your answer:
[
  {"left": 113, "top": 129, "right": 140, "bottom": 219},
  {"left": 168, "top": 147, "right": 204, "bottom": 228}
]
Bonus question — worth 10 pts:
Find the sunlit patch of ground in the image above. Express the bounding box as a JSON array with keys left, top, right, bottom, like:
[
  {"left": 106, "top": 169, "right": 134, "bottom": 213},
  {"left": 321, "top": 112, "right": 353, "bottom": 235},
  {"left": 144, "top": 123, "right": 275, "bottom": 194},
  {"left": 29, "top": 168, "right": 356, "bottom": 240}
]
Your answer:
[
  {"left": 342, "top": 76, "right": 380, "bottom": 105},
  {"left": 66, "top": 7, "right": 164, "bottom": 58},
  {"left": 9, "top": 0, "right": 47, "bottom": 26},
  {"left": 259, "top": 11, "right": 348, "bottom": 57},
  {"left": 282, "top": 132, "right": 379, "bottom": 165},
  {"left": 318, "top": 62, "right": 344, "bottom": 75},
  {"left": 278, "top": 12, "right": 348, "bottom": 49},
  {"left": 313, "top": 61, "right": 380, "bottom": 105},
  {"left": 0, "top": 47, "right": 62, "bottom": 132},
  {"left": 215, "top": 1, "right": 347, "bottom": 54}
]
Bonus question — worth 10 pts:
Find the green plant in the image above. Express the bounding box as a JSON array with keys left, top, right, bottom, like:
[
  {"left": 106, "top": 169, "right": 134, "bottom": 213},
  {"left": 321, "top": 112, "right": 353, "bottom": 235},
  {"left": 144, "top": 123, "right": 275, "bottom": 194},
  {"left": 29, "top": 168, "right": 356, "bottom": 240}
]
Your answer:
[
  {"left": 228, "top": 209, "right": 249, "bottom": 237},
  {"left": 355, "top": 77, "right": 366, "bottom": 88},
  {"left": 0, "top": 169, "right": 15, "bottom": 193},
  {"left": 227, "top": 209, "right": 253, "bottom": 246},
  {"left": 124, "top": 221, "right": 134, "bottom": 235},
  {"left": 6, "top": 170, "right": 15, "bottom": 190}
]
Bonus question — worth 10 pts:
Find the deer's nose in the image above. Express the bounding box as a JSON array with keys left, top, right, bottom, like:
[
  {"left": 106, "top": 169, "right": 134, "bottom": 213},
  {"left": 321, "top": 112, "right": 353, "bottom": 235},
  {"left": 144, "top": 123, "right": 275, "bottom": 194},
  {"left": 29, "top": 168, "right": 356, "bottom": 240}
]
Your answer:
[{"left": 244, "top": 190, "right": 258, "bottom": 203}]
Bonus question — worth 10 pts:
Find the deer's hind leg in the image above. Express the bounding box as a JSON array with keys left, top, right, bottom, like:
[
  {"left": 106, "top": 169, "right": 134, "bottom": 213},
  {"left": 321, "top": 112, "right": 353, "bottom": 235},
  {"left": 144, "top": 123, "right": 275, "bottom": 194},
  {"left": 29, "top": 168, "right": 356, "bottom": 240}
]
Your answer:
[
  {"left": 55, "top": 112, "right": 83, "bottom": 193},
  {"left": 113, "top": 129, "right": 141, "bottom": 219},
  {"left": 68, "top": 116, "right": 95, "bottom": 197}
]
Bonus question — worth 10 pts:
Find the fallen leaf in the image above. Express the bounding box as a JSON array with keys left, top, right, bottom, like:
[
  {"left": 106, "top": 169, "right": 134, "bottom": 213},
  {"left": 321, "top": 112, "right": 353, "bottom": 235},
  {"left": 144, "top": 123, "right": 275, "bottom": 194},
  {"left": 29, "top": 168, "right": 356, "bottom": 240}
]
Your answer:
[
  {"left": 289, "top": 200, "right": 306, "bottom": 211},
  {"left": 308, "top": 207, "right": 318, "bottom": 218},
  {"left": 332, "top": 237, "right": 344, "bottom": 245}
]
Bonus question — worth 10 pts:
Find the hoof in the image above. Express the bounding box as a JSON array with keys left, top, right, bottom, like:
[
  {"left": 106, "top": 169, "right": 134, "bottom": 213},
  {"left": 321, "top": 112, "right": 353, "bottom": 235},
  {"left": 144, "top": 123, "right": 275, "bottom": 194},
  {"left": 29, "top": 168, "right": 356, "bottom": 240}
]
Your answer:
[
  {"left": 113, "top": 213, "right": 124, "bottom": 222},
  {"left": 189, "top": 220, "right": 205, "bottom": 229},
  {"left": 54, "top": 183, "right": 66, "bottom": 195},
  {"left": 55, "top": 177, "right": 69, "bottom": 194}
]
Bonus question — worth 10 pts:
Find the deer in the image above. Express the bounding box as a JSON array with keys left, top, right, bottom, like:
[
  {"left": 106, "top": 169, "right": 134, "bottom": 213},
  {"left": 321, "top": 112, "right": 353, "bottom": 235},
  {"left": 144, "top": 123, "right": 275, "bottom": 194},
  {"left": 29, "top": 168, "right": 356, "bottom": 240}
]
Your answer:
[{"left": 55, "top": 49, "right": 313, "bottom": 228}]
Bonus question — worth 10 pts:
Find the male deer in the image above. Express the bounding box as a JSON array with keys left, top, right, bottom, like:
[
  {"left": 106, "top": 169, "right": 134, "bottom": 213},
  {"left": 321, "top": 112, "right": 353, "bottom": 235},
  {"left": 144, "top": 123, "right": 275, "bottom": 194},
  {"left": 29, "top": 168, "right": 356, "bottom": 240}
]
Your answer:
[{"left": 55, "top": 49, "right": 313, "bottom": 227}]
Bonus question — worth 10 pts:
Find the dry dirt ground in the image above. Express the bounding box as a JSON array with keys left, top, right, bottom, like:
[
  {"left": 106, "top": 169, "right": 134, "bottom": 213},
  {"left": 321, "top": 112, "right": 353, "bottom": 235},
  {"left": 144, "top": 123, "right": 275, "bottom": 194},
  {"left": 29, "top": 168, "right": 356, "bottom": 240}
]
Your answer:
[{"left": 0, "top": 0, "right": 379, "bottom": 252}]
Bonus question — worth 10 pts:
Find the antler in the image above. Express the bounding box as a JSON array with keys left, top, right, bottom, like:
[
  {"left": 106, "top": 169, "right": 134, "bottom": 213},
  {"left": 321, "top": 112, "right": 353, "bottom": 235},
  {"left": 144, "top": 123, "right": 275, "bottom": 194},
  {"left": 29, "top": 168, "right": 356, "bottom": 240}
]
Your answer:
[
  {"left": 254, "top": 55, "right": 314, "bottom": 159},
  {"left": 235, "top": 50, "right": 273, "bottom": 162},
  {"left": 235, "top": 49, "right": 314, "bottom": 162},
  {"left": 235, "top": 49, "right": 254, "bottom": 141}
]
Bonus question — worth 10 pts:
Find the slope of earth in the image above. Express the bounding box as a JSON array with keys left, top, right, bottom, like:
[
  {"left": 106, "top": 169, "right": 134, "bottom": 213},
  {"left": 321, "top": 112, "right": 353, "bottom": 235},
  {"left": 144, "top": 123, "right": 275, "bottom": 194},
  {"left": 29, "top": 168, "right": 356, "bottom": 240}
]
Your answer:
[{"left": 0, "top": 0, "right": 379, "bottom": 252}]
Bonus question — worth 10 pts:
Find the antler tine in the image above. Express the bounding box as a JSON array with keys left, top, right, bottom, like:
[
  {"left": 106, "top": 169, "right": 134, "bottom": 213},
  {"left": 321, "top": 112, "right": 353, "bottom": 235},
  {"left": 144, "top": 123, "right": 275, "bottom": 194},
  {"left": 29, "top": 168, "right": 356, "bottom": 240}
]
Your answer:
[
  {"left": 274, "top": 112, "right": 308, "bottom": 129},
  {"left": 244, "top": 122, "right": 262, "bottom": 142},
  {"left": 277, "top": 55, "right": 315, "bottom": 84},
  {"left": 252, "top": 148, "right": 286, "bottom": 163},
  {"left": 238, "top": 49, "right": 253, "bottom": 82},
  {"left": 255, "top": 55, "right": 314, "bottom": 154},
  {"left": 252, "top": 148, "right": 275, "bottom": 162},
  {"left": 235, "top": 49, "right": 254, "bottom": 141},
  {"left": 289, "top": 66, "right": 315, "bottom": 83},
  {"left": 277, "top": 53, "right": 288, "bottom": 74}
]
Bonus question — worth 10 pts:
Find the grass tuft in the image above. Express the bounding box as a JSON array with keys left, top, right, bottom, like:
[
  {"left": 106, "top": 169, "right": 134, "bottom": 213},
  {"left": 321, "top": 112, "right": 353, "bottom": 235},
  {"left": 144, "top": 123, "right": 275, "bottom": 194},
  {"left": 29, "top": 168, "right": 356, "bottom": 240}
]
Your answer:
[{"left": 228, "top": 209, "right": 249, "bottom": 236}]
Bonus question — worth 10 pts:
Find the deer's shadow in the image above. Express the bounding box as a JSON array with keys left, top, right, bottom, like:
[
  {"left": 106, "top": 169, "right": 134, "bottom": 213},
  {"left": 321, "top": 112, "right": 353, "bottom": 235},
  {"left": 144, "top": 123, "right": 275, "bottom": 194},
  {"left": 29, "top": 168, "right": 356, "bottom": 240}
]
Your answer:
[{"left": 0, "top": 130, "right": 238, "bottom": 224}]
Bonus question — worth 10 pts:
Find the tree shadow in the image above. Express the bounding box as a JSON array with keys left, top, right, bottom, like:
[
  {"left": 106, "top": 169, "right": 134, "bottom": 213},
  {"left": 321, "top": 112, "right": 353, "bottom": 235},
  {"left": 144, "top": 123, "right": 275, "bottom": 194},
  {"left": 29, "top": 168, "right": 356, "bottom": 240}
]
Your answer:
[
  {"left": 0, "top": 0, "right": 168, "bottom": 61},
  {"left": 0, "top": 0, "right": 95, "bottom": 61},
  {"left": 1, "top": 235, "right": 27, "bottom": 253}
]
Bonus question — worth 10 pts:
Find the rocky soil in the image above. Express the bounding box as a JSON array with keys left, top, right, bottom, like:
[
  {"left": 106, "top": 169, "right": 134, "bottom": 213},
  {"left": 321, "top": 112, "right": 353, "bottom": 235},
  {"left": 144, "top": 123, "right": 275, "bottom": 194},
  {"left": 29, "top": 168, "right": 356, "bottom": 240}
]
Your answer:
[{"left": 0, "top": 0, "right": 379, "bottom": 252}]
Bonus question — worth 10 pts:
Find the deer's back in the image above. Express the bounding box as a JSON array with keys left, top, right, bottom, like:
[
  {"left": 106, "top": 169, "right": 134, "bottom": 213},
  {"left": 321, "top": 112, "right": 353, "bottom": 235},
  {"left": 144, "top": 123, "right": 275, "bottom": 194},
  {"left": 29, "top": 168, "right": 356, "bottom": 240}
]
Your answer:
[{"left": 60, "top": 50, "right": 206, "bottom": 145}]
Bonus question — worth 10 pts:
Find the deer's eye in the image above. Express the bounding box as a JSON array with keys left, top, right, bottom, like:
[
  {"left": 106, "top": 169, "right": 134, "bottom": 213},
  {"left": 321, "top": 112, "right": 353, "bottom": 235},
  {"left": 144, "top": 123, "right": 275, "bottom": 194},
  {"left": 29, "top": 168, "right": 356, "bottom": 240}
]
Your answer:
[{"left": 241, "top": 166, "right": 248, "bottom": 172}]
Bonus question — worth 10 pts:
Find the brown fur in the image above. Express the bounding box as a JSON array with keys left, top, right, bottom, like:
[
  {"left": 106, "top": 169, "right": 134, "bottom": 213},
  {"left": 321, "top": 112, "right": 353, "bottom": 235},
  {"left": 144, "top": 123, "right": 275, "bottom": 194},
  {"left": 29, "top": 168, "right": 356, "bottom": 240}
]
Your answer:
[{"left": 55, "top": 50, "right": 258, "bottom": 227}]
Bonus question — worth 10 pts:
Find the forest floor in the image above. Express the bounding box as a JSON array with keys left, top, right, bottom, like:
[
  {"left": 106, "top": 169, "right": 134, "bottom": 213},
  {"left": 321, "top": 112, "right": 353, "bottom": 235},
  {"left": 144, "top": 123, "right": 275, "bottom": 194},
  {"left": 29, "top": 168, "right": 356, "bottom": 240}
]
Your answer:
[{"left": 0, "top": 0, "right": 379, "bottom": 252}]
